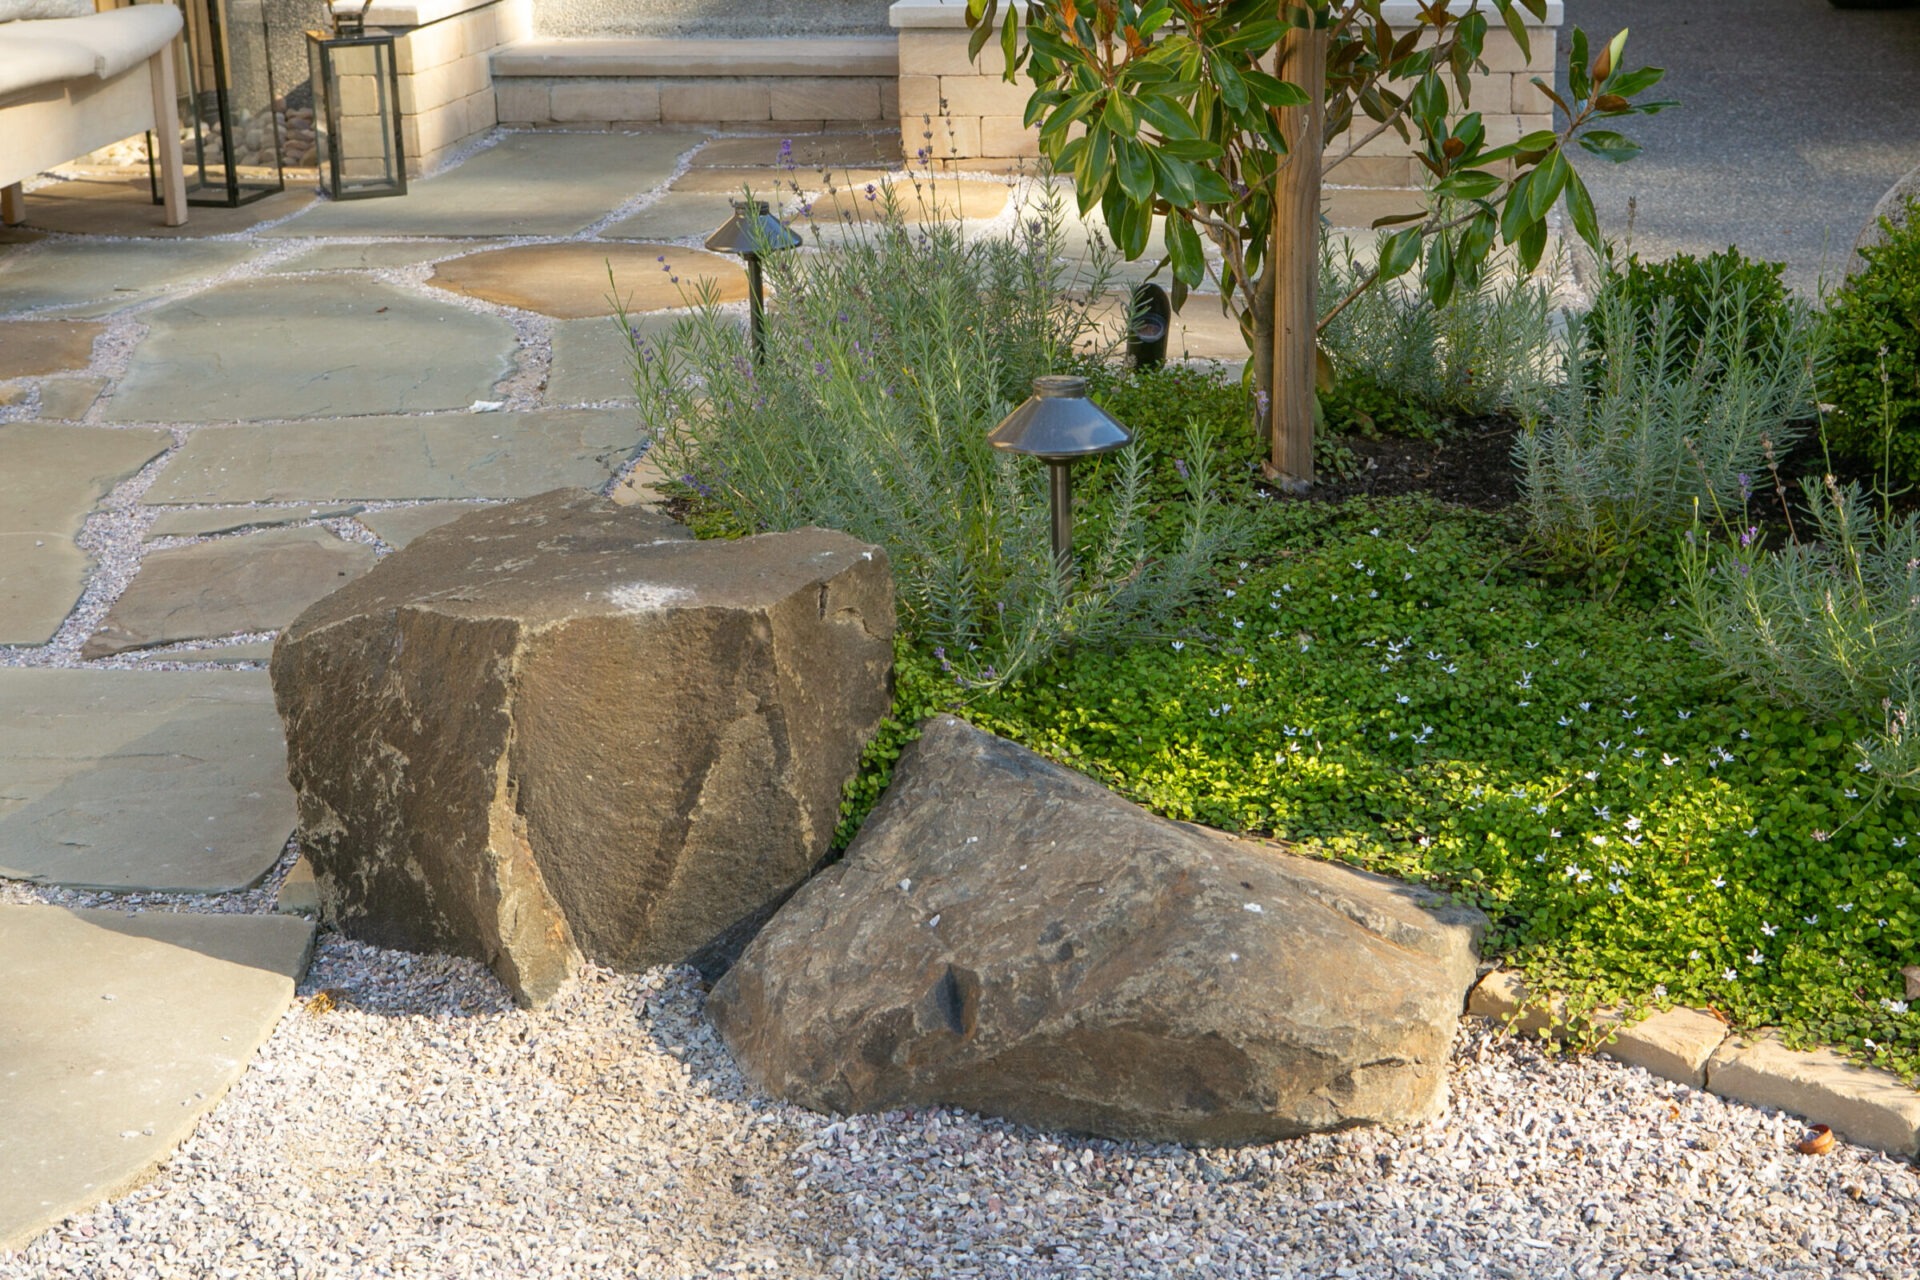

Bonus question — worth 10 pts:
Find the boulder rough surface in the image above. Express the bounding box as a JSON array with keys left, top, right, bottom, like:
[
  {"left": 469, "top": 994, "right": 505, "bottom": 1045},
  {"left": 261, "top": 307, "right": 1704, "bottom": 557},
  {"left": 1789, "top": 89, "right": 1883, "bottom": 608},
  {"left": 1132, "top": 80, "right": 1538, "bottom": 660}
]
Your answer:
[
  {"left": 272, "top": 489, "right": 894, "bottom": 1006},
  {"left": 710, "top": 717, "right": 1487, "bottom": 1145}
]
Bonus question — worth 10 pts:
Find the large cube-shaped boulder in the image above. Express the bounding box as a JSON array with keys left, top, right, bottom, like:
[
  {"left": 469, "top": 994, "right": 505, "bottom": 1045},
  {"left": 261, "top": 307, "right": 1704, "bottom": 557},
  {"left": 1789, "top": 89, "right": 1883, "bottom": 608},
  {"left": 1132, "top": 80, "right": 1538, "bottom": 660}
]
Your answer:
[{"left": 271, "top": 489, "right": 894, "bottom": 1006}]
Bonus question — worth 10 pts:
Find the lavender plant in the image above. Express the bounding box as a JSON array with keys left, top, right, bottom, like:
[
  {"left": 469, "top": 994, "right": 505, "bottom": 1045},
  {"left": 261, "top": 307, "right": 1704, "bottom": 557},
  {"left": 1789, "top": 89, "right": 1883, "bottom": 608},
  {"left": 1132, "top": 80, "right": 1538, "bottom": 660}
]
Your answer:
[
  {"left": 631, "top": 184, "right": 1240, "bottom": 688},
  {"left": 1682, "top": 477, "right": 1920, "bottom": 799},
  {"left": 1515, "top": 268, "right": 1815, "bottom": 571}
]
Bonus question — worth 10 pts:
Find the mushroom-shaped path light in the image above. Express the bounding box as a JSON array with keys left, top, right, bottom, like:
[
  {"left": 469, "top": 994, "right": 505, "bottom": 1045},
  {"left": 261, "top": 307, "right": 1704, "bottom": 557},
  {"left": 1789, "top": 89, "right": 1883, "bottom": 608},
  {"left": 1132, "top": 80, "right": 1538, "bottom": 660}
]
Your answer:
[{"left": 988, "top": 374, "right": 1134, "bottom": 573}]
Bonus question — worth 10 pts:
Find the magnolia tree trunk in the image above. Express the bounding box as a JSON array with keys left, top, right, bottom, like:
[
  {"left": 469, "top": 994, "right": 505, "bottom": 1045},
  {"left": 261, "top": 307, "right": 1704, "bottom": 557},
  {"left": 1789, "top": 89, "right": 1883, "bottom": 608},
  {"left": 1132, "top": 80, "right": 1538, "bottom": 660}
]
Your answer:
[{"left": 1265, "top": 12, "right": 1329, "bottom": 491}]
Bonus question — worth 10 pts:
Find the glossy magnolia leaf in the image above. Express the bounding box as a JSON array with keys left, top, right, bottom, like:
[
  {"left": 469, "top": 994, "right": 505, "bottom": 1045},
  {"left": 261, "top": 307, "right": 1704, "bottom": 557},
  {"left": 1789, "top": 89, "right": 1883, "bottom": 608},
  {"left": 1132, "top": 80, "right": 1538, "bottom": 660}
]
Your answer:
[
  {"left": 1244, "top": 69, "right": 1312, "bottom": 110},
  {"left": 1424, "top": 229, "right": 1456, "bottom": 308},
  {"left": 1516, "top": 216, "right": 1549, "bottom": 273},
  {"left": 1116, "top": 136, "right": 1156, "bottom": 202},
  {"left": 1499, "top": 168, "right": 1534, "bottom": 243},
  {"left": 1371, "top": 209, "right": 1425, "bottom": 228},
  {"left": 1166, "top": 211, "right": 1207, "bottom": 286},
  {"left": 1378, "top": 227, "right": 1423, "bottom": 282},
  {"left": 1568, "top": 27, "right": 1590, "bottom": 100},
  {"left": 1001, "top": 8, "right": 1020, "bottom": 80},
  {"left": 1607, "top": 66, "right": 1668, "bottom": 99},
  {"left": 1526, "top": 149, "right": 1568, "bottom": 222},
  {"left": 1500, "top": 2, "right": 1532, "bottom": 63},
  {"left": 968, "top": 15, "right": 996, "bottom": 62},
  {"left": 1210, "top": 53, "right": 1250, "bottom": 110},
  {"left": 1563, "top": 164, "right": 1602, "bottom": 256},
  {"left": 1435, "top": 169, "right": 1500, "bottom": 201},
  {"left": 1578, "top": 130, "right": 1642, "bottom": 163}
]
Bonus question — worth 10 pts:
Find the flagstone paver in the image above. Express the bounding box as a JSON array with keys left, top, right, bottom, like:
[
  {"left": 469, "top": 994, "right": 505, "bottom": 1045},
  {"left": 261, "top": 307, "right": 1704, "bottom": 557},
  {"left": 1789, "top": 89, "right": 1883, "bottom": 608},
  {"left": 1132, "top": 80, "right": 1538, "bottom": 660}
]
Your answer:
[
  {"left": 666, "top": 167, "right": 803, "bottom": 198},
  {"left": 263, "top": 242, "right": 490, "bottom": 274},
  {"left": 549, "top": 316, "right": 643, "bottom": 403},
  {"left": 426, "top": 242, "right": 746, "bottom": 319},
  {"left": 144, "top": 505, "right": 366, "bottom": 539},
  {"left": 102, "top": 277, "right": 518, "bottom": 424},
  {"left": 815, "top": 172, "right": 1012, "bottom": 224},
  {"left": 0, "top": 322, "right": 103, "bottom": 380},
  {"left": 354, "top": 502, "right": 490, "bottom": 549},
  {"left": 166, "top": 641, "right": 279, "bottom": 665},
  {"left": 0, "top": 241, "right": 259, "bottom": 318},
  {"left": 142, "top": 410, "right": 646, "bottom": 504},
  {"left": 266, "top": 132, "right": 708, "bottom": 239},
  {"left": 0, "top": 425, "right": 172, "bottom": 646},
  {"left": 0, "top": 905, "right": 313, "bottom": 1250},
  {"left": 692, "top": 133, "right": 896, "bottom": 170},
  {"left": 82, "top": 528, "right": 377, "bottom": 659},
  {"left": 0, "top": 670, "right": 295, "bottom": 892},
  {"left": 601, "top": 192, "right": 748, "bottom": 242},
  {"left": 7, "top": 177, "right": 314, "bottom": 240},
  {"left": 35, "top": 378, "right": 107, "bottom": 422}
]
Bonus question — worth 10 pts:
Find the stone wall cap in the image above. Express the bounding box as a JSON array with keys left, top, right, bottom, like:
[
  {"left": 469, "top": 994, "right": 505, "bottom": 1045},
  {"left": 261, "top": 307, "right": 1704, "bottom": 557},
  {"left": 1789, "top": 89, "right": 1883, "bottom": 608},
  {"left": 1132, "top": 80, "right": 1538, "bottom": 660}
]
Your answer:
[
  {"left": 365, "top": 0, "right": 494, "bottom": 32},
  {"left": 492, "top": 36, "right": 899, "bottom": 78},
  {"left": 889, "top": 0, "right": 1562, "bottom": 30}
]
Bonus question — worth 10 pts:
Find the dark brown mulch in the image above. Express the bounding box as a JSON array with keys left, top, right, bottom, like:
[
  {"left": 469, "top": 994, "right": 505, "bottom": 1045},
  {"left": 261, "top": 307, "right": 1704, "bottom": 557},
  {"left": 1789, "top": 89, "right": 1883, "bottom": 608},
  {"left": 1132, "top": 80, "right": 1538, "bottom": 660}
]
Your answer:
[{"left": 1259, "top": 417, "right": 1523, "bottom": 509}]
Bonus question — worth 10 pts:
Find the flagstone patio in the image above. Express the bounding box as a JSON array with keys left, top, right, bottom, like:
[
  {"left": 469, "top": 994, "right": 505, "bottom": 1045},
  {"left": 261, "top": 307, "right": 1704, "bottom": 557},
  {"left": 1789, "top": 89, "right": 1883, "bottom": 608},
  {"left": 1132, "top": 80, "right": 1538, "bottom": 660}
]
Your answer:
[{"left": 0, "top": 124, "right": 1278, "bottom": 1252}]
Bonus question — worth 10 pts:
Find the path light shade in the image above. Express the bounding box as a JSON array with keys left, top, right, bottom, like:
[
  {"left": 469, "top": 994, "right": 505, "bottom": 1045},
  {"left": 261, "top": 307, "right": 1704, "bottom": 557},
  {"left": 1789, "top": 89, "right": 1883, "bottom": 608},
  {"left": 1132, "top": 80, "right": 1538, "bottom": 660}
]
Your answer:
[
  {"left": 989, "top": 375, "right": 1134, "bottom": 572},
  {"left": 305, "top": 1, "right": 407, "bottom": 202},
  {"left": 705, "top": 199, "right": 802, "bottom": 363},
  {"left": 1128, "top": 283, "right": 1170, "bottom": 370}
]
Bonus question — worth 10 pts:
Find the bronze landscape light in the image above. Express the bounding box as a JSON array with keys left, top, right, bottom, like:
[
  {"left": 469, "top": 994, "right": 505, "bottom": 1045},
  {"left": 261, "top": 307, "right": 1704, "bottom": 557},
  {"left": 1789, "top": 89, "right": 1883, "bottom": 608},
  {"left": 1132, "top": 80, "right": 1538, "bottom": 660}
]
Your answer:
[
  {"left": 988, "top": 374, "right": 1134, "bottom": 572},
  {"left": 704, "top": 199, "right": 802, "bottom": 363}
]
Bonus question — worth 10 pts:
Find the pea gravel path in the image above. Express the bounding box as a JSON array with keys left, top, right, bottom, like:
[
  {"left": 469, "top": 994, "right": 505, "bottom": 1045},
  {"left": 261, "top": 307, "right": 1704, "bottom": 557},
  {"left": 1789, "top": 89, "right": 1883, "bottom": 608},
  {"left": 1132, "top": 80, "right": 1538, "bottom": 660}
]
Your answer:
[{"left": 0, "top": 932, "right": 1913, "bottom": 1278}]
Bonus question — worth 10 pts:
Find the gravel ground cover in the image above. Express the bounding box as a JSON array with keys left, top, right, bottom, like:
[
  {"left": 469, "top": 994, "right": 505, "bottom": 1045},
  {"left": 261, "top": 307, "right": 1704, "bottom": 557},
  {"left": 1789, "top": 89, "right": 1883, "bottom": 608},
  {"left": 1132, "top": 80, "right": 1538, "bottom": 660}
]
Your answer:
[{"left": 3, "top": 936, "right": 1918, "bottom": 1279}]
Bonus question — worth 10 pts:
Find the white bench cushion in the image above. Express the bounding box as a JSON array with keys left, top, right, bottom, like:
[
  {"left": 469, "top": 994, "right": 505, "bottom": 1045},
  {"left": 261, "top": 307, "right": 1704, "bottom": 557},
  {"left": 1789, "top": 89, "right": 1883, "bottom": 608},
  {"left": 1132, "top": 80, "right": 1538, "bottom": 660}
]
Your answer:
[{"left": 0, "top": 4, "right": 182, "bottom": 95}]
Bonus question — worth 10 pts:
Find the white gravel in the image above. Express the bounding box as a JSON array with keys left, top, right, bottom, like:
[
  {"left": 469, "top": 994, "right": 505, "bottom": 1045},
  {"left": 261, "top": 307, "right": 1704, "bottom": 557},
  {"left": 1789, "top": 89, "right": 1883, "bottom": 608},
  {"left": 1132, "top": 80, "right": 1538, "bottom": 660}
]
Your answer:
[{"left": 3, "top": 936, "right": 1916, "bottom": 1279}]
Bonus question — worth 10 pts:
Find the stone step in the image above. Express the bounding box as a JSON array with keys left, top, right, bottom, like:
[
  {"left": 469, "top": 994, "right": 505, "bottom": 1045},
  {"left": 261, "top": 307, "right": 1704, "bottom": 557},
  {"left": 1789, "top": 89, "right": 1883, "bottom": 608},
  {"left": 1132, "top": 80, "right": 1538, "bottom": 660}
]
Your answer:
[
  {"left": 491, "top": 37, "right": 901, "bottom": 130},
  {"left": 493, "top": 36, "right": 898, "bottom": 79}
]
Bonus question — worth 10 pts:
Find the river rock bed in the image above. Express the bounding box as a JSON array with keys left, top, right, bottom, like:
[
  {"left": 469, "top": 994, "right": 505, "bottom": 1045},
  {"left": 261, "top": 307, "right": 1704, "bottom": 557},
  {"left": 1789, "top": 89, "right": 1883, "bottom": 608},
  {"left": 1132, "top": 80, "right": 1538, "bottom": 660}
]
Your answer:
[{"left": 2, "top": 932, "right": 1916, "bottom": 1279}]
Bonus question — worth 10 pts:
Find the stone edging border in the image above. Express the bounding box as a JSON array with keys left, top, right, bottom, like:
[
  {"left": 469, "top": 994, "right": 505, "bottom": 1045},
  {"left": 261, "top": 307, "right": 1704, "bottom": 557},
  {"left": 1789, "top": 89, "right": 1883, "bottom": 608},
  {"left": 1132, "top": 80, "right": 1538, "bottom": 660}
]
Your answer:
[{"left": 1468, "top": 970, "right": 1920, "bottom": 1160}]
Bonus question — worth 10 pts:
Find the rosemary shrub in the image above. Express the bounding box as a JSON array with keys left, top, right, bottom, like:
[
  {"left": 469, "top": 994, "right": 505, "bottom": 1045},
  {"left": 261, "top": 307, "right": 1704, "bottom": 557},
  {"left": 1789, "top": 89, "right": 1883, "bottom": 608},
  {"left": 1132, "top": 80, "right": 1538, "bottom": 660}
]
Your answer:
[
  {"left": 1683, "top": 477, "right": 1920, "bottom": 799},
  {"left": 632, "top": 187, "right": 1239, "bottom": 688},
  {"left": 1514, "top": 272, "right": 1815, "bottom": 570}
]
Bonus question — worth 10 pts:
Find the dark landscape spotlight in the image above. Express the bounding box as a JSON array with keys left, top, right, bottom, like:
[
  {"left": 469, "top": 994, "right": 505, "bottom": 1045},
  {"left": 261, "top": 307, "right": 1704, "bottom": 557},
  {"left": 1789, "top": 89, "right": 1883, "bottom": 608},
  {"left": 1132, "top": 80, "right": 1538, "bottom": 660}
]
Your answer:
[
  {"left": 988, "top": 374, "right": 1134, "bottom": 572},
  {"left": 1127, "top": 283, "right": 1170, "bottom": 370},
  {"left": 705, "top": 198, "right": 802, "bottom": 363}
]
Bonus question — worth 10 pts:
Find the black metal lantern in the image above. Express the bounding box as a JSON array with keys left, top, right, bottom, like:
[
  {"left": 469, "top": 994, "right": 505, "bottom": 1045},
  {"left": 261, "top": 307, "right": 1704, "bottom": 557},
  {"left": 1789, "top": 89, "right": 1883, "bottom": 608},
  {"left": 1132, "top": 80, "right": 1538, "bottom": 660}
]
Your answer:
[
  {"left": 989, "top": 374, "right": 1134, "bottom": 572},
  {"left": 705, "top": 199, "right": 802, "bottom": 363},
  {"left": 1128, "top": 283, "right": 1170, "bottom": 370},
  {"left": 154, "top": 0, "right": 285, "bottom": 206},
  {"left": 306, "top": 7, "right": 407, "bottom": 200}
]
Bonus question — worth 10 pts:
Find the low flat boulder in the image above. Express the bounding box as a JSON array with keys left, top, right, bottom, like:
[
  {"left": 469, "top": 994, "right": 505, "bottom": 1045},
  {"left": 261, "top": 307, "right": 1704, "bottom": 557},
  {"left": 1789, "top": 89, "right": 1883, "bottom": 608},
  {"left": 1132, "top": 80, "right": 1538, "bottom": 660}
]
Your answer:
[
  {"left": 710, "top": 717, "right": 1485, "bottom": 1145},
  {"left": 272, "top": 489, "right": 894, "bottom": 1007}
]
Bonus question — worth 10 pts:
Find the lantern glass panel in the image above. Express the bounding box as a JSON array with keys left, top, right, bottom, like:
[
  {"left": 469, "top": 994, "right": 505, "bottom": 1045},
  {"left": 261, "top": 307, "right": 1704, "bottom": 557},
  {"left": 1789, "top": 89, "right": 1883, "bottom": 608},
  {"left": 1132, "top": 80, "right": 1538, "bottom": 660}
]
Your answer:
[
  {"left": 154, "top": 0, "right": 285, "bottom": 207},
  {"left": 307, "top": 31, "right": 408, "bottom": 200}
]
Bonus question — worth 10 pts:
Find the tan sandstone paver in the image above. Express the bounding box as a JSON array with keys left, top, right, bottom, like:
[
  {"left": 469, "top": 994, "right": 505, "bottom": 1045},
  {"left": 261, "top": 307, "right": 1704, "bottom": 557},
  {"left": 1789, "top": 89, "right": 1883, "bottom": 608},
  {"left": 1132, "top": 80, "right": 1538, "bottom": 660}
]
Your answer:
[
  {"left": 0, "top": 905, "right": 313, "bottom": 1250},
  {"left": 692, "top": 133, "right": 897, "bottom": 170},
  {"left": 0, "top": 670, "right": 296, "bottom": 892},
  {"left": 102, "top": 277, "right": 518, "bottom": 423},
  {"left": 142, "top": 409, "right": 646, "bottom": 504},
  {"left": 427, "top": 242, "right": 746, "bottom": 319},
  {"left": 263, "top": 242, "right": 491, "bottom": 274},
  {"left": 0, "top": 321, "right": 102, "bottom": 380},
  {"left": 267, "top": 132, "right": 708, "bottom": 239},
  {"left": 0, "top": 424, "right": 172, "bottom": 646},
  {"left": 0, "top": 241, "right": 258, "bottom": 318},
  {"left": 82, "top": 527, "right": 378, "bottom": 659}
]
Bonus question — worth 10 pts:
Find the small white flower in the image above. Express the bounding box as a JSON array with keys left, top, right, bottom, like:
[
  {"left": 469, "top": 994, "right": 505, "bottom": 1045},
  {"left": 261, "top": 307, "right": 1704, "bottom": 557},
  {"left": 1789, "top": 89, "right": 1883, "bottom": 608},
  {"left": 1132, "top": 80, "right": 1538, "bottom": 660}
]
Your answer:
[
  {"left": 1723, "top": 969, "right": 1739, "bottom": 982},
  {"left": 1558, "top": 716, "right": 1573, "bottom": 727},
  {"left": 1443, "top": 663, "right": 1458, "bottom": 675},
  {"left": 1576, "top": 868, "right": 1593, "bottom": 884},
  {"left": 1591, "top": 835, "right": 1609, "bottom": 846},
  {"left": 1396, "top": 693, "right": 1411, "bottom": 705},
  {"left": 1532, "top": 804, "right": 1548, "bottom": 816},
  {"left": 1233, "top": 619, "right": 1245, "bottom": 629},
  {"left": 1224, "top": 589, "right": 1236, "bottom": 598},
  {"left": 1662, "top": 754, "right": 1679, "bottom": 767},
  {"left": 1608, "top": 880, "right": 1625, "bottom": 895},
  {"left": 1237, "top": 677, "right": 1250, "bottom": 688},
  {"left": 1689, "top": 949, "right": 1702, "bottom": 960},
  {"left": 1747, "top": 950, "right": 1765, "bottom": 967},
  {"left": 1883, "top": 999, "right": 1910, "bottom": 1015},
  {"left": 1678, "top": 710, "right": 1692, "bottom": 720},
  {"left": 1897, "top": 837, "right": 1910, "bottom": 849},
  {"left": 1171, "top": 640, "right": 1185, "bottom": 651},
  {"left": 1551, "top": 828, "right": 1562, "bottom": 839},
  {"left": 1761, "top": 921, "right": 1777, "bottom": 937},
  {"left": 1624, "top": 815, "right": 1642, "bottom": 832},
  {"left": 1563, "top": 864, "right": 1582, "bottom": 880},
  {"left": 1652, "top": 984, "right": 1668, "bottom": 998},
  {"left": 1579, "top": 702, "right": 1592, "bottom": 712},
  {"left": 1839, "top": 902, "right": 1855, "bottom": 912},
  {"left": 1803, "top": 915, "right": 1819, "bottom": 926},
  {"left": 1739, "top": 729, "right": 1751, "bottom": 740},
  {"left": 1593, "top": 805, "right": 1611, "bottom": 820},
  {"left": 1845, "top": 788, "right": 1859, "bottom": 799},
  {"left": 1711, "top": 876, "right": 1726, "bottom": 889},
  {"left": 1583, "top": 770, "right": 1600, "bottom": 782},
  {"left": 1746, "top": 827, "right": 1759, "bottom": 839}
]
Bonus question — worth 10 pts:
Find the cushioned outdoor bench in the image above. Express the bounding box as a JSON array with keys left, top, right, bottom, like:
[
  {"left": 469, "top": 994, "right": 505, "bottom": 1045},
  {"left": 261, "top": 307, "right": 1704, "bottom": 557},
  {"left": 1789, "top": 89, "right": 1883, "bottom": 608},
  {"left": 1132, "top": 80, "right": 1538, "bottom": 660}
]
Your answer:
[{"left": 0, "top": 2, "right": 187, "bottom": 227}]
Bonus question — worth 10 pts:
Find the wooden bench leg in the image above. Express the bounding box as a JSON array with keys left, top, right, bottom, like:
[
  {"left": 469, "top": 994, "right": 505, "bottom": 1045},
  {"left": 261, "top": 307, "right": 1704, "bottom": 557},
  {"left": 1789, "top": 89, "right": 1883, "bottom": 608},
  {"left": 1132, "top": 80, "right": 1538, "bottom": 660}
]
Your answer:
[
  {"left": 149, "top": 46, "right": 187, "bottom": 226},
  {"left": 0, "top": 183, "right": 22, "bottom": 226}
]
